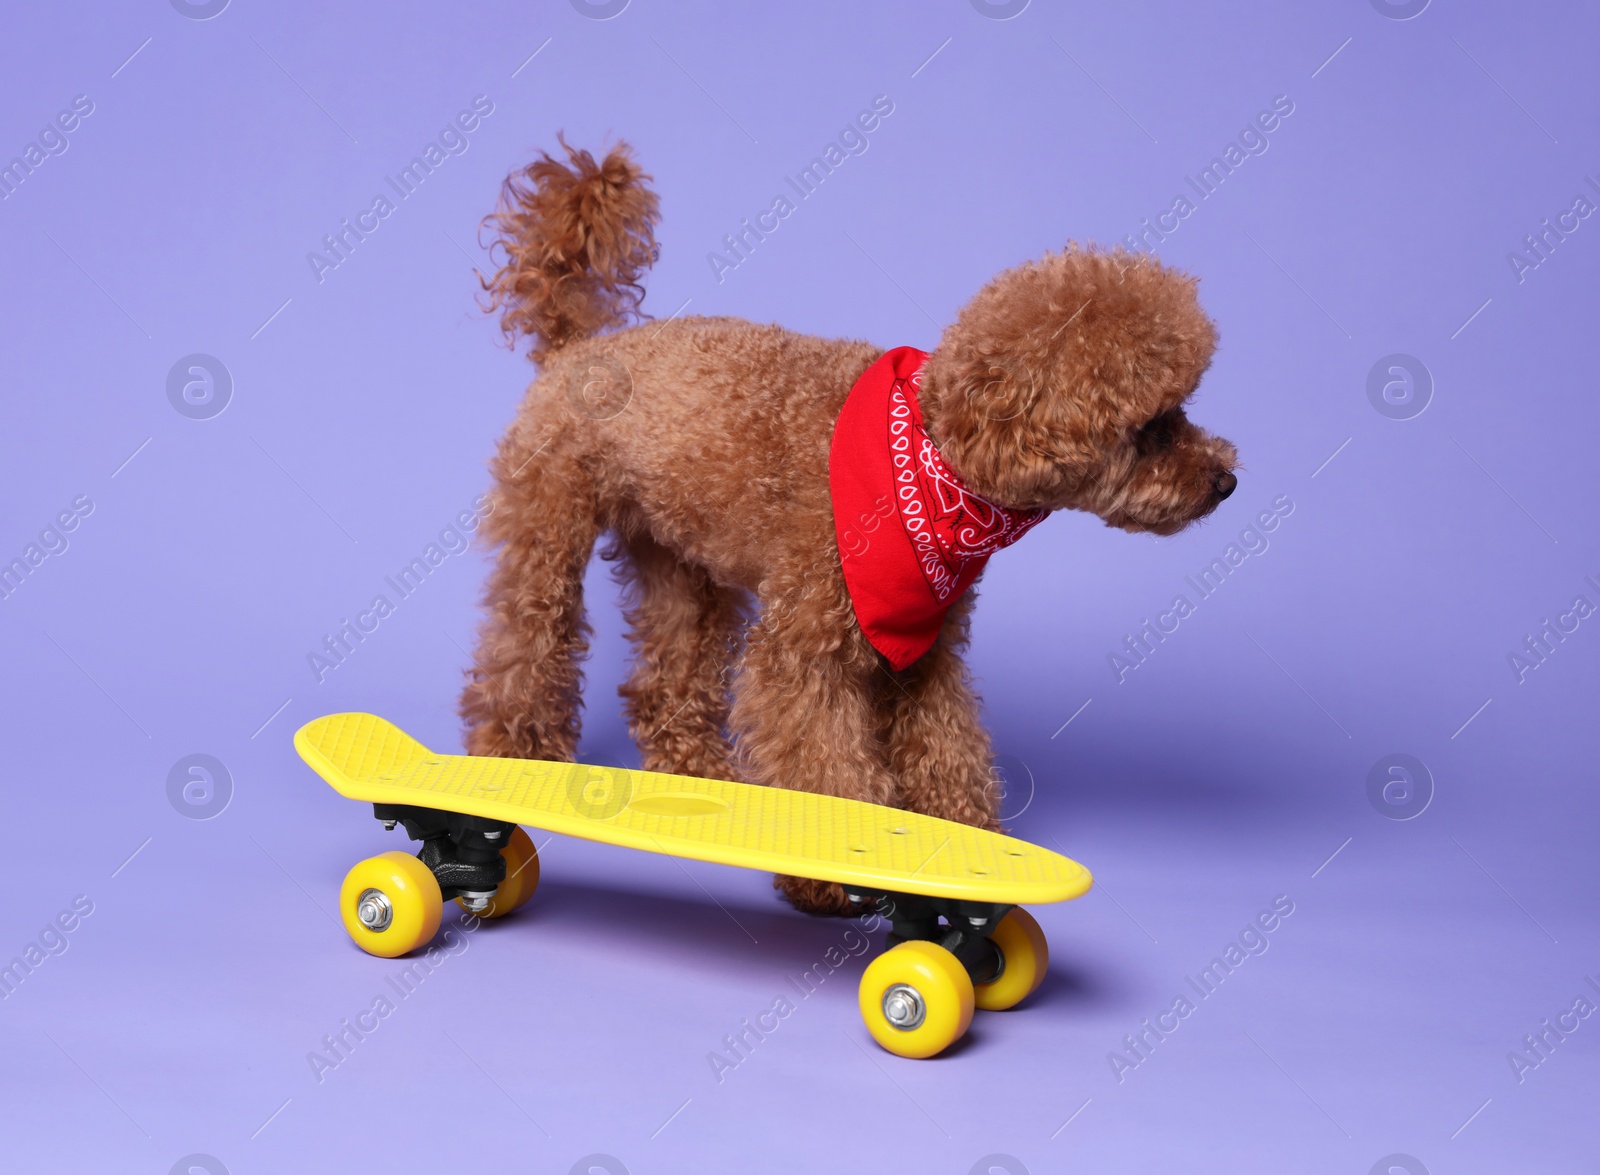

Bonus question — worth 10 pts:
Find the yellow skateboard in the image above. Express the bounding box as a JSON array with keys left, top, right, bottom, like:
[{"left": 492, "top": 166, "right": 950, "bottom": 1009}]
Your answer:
[{"left": 296, "top": 712, "right": 1092, "bottom": 1058}]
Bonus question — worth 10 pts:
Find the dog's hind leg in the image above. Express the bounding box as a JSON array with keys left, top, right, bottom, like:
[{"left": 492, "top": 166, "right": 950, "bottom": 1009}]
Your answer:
[
  {"left": 876, "top": 593, "right": 1002, "bottom": 832},
  {"left": 460, "top": 433, "right": 599, "bottom": 763},
  {"left": 731, "top": 570, "right": 899, "bottom": 915},
  {"left": 611, "top": 531, "right": 746, "bottom": 780}
]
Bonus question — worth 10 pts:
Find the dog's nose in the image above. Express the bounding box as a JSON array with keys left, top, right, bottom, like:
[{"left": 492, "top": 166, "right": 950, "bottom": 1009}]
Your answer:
[{"left": 1214, "top": 471, "right": 1237, "bottom": 500}]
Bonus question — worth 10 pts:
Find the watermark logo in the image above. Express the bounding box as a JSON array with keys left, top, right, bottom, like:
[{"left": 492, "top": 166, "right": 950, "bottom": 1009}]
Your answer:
[
  {"left": 969, "top": 0, "right": 1030, "bottom": 19},
  {"left": 1123, "top": 96, "right": 1295, "bottom": 252},
  {"left": 1506, "top": 577, "right": 1598, "bottom": 684},
  {"left": 712, "top": 910, "right": 881, "bottom": 1083},
  {"left": 570, "top": 0, "right": 629, "bottom": 18},
  {"left": 970, "top": 1156, "right": 1030, "bottom": 1175},
  {"left": 167, "top": 753, "right": 233, "bottom": 820},
  {"left": 838, "top": 492, "right": 894, "bottom": 563},
  {"left": 167, "top": 354, "right": 232, "bottom": 420},
  {"left": 0, "top": 494, "right": 94, "bottom": 603},
  {"left": 170, "top": 0, "right": 230, "bottom": 18},
  {"left": 309, "top": 922, "right": 478, "bottom": 1082},
  {"left": 307, "top": 496, "right": 493, "bottom": 682},
  {"left": 170, "top": 1156, "right": 229, "bottom": 1175},
  {"left": 1110, "top": 494, "right": 1294, "bottom": 682},
  {"left": 1369, "top": 0, "right": 1429, "bottom": 20},
  {"left": 0, "top": 95, "right": 96, "bottom": 203},
  {"left": 1370, "top": 1156, "right": 1429, "bottom": 1175},
  {"left": 570, "top": 1157, "right": 629, "bottom": 1175},
  {"left": 0, "top": 895, "right": 95, "bottom": 1001},
  {"left": 1366, "top": 754, "right": 1432, "bottom": 821},
  {"left": 1107, "top": 896, "right": 1295, "bottom": 1083},
  {"left": 706, "top": 996, "right": 798, "bottom": 1081},
  {"left": 991, "top": 753, "right": 1035, "bottom": 822},
  {"left": 1507, "top": 975, "right": 1600, "bottom": 1084},
  {"left": 708, "top": 95, "right": 895, "bottom": 283},
  {"left": 1366, "top": 354, "right": 1431, "bottom": 421},
  {"left": 567, "top": 354, "right": 633, "bottom": 420},
  {"left": 308, "top": 96, "right": 495, "bottom": 284},
  {"left": 1507, "top": 180, "right": 1598, "bottom": 284},
  {"left": 564, "top": 760, "right": 635, "bottom": 819}
]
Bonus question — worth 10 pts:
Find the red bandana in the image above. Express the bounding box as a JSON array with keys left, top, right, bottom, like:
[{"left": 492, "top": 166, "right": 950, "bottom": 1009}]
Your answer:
[{"left": 829, "top": 346, "right": 1046, "bottom": 671}]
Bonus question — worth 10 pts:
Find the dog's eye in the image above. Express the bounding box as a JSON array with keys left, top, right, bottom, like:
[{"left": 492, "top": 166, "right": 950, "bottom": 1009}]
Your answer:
[{"left": 1136, "top": 411, "right": 1179, "bottom": 455}]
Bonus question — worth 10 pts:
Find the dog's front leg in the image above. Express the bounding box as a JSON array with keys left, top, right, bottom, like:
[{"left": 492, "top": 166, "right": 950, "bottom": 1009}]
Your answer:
[
  {"left": 876, "top": 593, "right": 1002, "bottom": 833},
  {"left": 730, "top": 573, "right": 895, "bottom": 915}
]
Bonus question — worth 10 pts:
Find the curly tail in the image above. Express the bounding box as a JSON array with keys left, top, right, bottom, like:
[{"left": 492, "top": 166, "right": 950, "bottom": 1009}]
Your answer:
[{"left": 482, "top": 136, "right": 660, "bottom": 364}]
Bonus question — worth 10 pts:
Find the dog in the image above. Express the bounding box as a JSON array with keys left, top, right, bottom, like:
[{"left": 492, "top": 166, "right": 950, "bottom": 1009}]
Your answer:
[{"left": 460, "top": 138, "right": 1238, "bottom": 914}]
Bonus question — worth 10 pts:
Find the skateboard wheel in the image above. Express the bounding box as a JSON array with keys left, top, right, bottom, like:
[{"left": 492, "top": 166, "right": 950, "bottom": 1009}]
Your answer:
[
  {"left": 340, "top": 851, "right": 442, "bottom": 958},
  {"left": 974, "top": 908, "right": 1049, "bottom": 1011},
  {"left": 858, "top": 941, "right": 974, "bottom": 1059},
  {"left": 459, "top": 826, "right": 540, "bottom": 919}
]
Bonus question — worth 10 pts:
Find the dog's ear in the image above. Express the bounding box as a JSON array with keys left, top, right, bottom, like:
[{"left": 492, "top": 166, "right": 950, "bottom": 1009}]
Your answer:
[
  {"left": 955, "top": 359, "right": 1039, "bottom": 425},
  {"left": 920, "top": 349, "right": 1089, "bottom": 507}
]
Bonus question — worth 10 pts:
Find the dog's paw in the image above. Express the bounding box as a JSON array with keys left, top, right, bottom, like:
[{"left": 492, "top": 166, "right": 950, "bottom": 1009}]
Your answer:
[{"left": 773, "top": 874, "right": 862, "bottom": 917}]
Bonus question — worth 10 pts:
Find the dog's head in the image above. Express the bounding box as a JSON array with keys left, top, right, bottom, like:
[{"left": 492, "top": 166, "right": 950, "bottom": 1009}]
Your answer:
[{"left": 920, "top": 246, "right": 1237, "bottom": 536}]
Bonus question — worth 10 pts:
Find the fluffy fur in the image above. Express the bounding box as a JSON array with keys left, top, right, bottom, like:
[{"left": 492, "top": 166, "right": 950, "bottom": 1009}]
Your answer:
[{"left": 461, "top": 139, "right": 1238, "bottom": 914}]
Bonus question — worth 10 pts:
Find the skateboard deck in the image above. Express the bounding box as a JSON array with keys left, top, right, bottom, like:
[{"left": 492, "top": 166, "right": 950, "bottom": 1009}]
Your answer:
[{"left": 296, "top": 712, "right": 1091, "bottom": 905}]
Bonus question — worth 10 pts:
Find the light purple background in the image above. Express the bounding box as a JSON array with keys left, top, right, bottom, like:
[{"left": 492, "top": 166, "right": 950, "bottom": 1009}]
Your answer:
[{"left": 2, "top": 2, "right": 1596, "bottom": 1172}]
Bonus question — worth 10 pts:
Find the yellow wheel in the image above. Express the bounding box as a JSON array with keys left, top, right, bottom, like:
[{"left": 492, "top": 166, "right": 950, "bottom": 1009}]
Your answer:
[
  {"left": 339, "top": 851, "right": 442, "bottom": 958},
  {"left": 858, "top": 941, "right": 974, "bottom": 1058},
  {"left": 458, "top": 827, "right": 540, "bottom": 919},
  {"left": 974, "top": 908, "right": 1050, "bottom": 1011}
]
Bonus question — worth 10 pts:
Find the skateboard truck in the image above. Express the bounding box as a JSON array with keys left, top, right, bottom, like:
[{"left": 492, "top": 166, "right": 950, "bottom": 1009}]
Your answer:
[
  {"left": 370, "top": 802, "right": 516, "bottom": 910},
  {"left": 847, "top": 889, "right": 1007, "bottom": 987}
]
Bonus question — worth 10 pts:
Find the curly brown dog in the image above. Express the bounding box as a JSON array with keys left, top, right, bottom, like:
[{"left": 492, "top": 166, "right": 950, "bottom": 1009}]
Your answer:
[{"left": 460, "top": 139, "right": 1238, "bottom": 914}]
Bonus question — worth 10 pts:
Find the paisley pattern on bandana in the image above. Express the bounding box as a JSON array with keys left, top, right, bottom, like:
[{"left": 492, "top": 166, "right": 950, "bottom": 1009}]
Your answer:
[{"left": 830, "top": 346, "right": 1046, "bottom": 670}]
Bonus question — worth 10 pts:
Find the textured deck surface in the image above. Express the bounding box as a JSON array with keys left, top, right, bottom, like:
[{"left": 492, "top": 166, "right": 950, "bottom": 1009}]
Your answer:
[{"left": 296, "top": 713, "right": 1092, "bottom": 905}]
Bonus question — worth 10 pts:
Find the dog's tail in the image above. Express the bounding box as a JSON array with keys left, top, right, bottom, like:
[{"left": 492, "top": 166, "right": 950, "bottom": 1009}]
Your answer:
[{"left": 482, "top": 135, "right": 660, "bottom": 364}]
